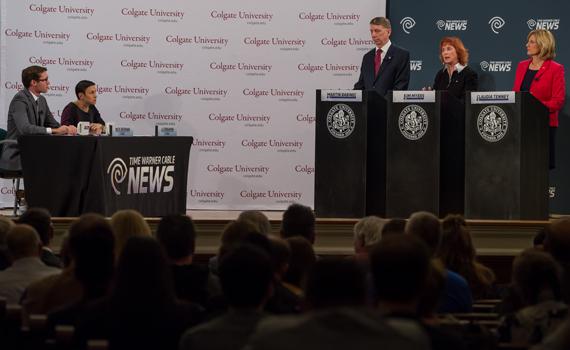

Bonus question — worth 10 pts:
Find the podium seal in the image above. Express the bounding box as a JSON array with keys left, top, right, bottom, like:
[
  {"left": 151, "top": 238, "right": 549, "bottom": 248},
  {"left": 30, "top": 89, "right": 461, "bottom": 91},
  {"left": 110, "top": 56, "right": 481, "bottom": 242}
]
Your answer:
[
  {"left": 477, "top": 105, "right": 508, "bottom": 142},
  {"left": 326, "top": 104, "right": 356, "bottom": 139},
  {"left": 398, "top": 105, "right": 428, "bottom": 140}
]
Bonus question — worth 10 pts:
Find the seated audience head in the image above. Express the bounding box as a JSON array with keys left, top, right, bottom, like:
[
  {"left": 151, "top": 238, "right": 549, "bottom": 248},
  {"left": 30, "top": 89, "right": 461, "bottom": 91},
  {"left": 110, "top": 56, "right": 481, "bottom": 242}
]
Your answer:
[
  {"left": 304, "top": 258, "right": 367, "bottom": 309},
  {"left": 283, "top": 236, "right": 316, "bottom": 288},
  {"left": 544, "top": 218, "right": 570, "bottom": 264},
  {"left": 68, "top": 214, "right": 115, "bottom": 298},
  {"left": 381, "top": 218, "right": 407, "bottom": 237},
  {"left": 218, "top": 220, "right": 260, "bottom": 259},
  {"left": 405, "top": 211, "right": 441, "bottom": 256},
  {"left": 370, "top": 235, "right": 430, "bottom": 310},
  {"left": 156, "top": 215, "right": 196, "bottom": 262},
  {"left": 513, "top": 249, "right": 562, "bottom": 305},
  {"left": 533, "top": 227, "right": 547, "bottom": 250},
  {"left": 6, "top": 224, "right": 42, "bottom": 260},
  {"left": 17, "top": 207, "right": 53, "bottom": 247},
  {"left": 280, "top": 203, "right": 316, "bottom": 244},
  {"left": 0, "top": 216, "right": 14, "bottom": 244},
  {"left": 268, "top": 236, "right": 291, "bottom": 280},
  {"left": 75, "top": 80, "right": 97, "bottom": 105},
  {"left": 112, "top": 236, "right": 176, "bottom": 308},
  {"left": 353, "top": 216, "right": 384, "bottom": 253},
  {"left": 110, "top": 209, "right": 151, "bottom": 258},
  {"left": 439, "top": 36, "right": 469, "bottom": 66},
  {"left": 219, "top": 244, "right": 274, "bottom": 310},
  {"left": 238, "top": 210, "right": 271, "bottom": 235}
]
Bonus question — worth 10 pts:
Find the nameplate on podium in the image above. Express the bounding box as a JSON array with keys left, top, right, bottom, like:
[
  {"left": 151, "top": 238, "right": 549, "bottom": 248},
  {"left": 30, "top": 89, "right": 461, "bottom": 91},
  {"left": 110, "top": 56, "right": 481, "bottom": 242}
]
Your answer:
[
  {"left": 471, "top": 91, "right": 515, "bottom": 104},
  {"left": 77, "top": 122, "right": 91, "bottom": 136},
  {"left": 321, "top": 90, "right": 362, "bottom": 102},
  {"left": 392, "top": 91, "right": 436, "bottom": 103}
]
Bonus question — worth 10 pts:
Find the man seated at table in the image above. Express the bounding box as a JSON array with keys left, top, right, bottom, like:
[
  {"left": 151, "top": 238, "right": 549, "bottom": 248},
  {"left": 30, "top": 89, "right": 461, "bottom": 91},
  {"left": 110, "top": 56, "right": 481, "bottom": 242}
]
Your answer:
[
  {"left": 60, "top": 80, "right": 105, "bottom": 135},
  {"left": 1, "top": 65, "right": 76, "bottom": 171}
]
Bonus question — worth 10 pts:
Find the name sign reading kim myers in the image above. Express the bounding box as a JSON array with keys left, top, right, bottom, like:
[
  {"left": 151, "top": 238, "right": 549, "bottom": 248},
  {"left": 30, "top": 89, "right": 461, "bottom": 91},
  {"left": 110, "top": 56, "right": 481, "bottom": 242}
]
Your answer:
[
  {"left": 393, "top": 90, "right": 436, "bottom": 103},
  {"left": 326, "top": 104, "right": 356, "bottom": 139},
  {"left": 321, "top": 90, "right": 362, "bottom": 102},
  {"left": 471, "top": 91, "right": 515, "bottom": 104}
]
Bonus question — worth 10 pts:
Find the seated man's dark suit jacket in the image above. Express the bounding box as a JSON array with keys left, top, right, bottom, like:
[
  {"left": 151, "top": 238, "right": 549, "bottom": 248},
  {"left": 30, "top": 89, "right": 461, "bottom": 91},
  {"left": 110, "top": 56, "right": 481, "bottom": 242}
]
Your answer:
[
  {"left": 1, "top": 89, "right": 60, "bottom": 170},
  {"left": 354, "top": 44, "right": 411, "bottom": 97}
]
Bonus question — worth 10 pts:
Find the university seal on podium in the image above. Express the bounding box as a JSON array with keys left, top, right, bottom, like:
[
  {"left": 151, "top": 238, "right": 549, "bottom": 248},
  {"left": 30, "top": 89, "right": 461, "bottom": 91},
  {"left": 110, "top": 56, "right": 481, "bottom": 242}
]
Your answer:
[
  {"left": 326, "top": 104, "right": 356, "bottom": 139},
  {"left": 398, "top": 105, "right": 428, "bottom": 140},
  {"left": 477, "top": 105, "right": 508, "bottom": 142}
]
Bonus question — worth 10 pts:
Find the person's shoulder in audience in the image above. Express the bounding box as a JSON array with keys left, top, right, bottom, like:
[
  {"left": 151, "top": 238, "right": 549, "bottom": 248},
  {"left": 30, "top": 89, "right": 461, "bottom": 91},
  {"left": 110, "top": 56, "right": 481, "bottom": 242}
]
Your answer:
[
  {"left": 438, "top": 269, "right": 473, "bottom": 313},
  {"left": 22, "top": 268, "right": 82, "bottom": 315}
]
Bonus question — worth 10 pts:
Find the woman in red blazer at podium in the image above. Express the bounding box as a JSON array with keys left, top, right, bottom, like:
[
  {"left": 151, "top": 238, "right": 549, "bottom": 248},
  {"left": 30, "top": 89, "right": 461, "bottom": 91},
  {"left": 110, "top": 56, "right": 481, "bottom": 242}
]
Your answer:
[{"left": 513, "top": 29, "right": 565, "bottom": 169}]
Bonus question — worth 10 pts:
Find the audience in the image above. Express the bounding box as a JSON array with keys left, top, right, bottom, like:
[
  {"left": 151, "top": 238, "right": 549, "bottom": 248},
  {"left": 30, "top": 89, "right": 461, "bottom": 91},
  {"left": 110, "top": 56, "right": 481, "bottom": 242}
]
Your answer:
[
  {"left": 156, "top": 214, "right": 220, "bottom": 308},
  {"left": 237, "top": 210, "right": 272, "bottom": 235},
  {"left": 498, "top": 249, "right": 567, "bottom": 345},
  {"left": 209, "top": 220, "right": 260, "bottom": 275},
  {"left": 0, "top": 224, "right": 60, "bottom": 304},
  {"left": 280, "top": 203, "right": 315, "bottom": 244},
  {"left": 179, "top": 244, "right": 273, "bottom": 350},
  {"left": 353, "top": 216, "right": 384, "bottom": 261},
  {"left": 18, "top": 207, "right": 62, "bottom": 268},
  {"left": 406, "top": 212, "right": 473, "bottom": 313},
  {"left": 46, "top": 214, "right": 115, "bottom": 327},
  {"left": 282, "top": 236, "right": 316, "bottom": 297},
  {"left": 438, "top": 214, "right": 496, "bottom": 300},
  {"left": 264, "top": 236, "right": 302, "bottom": 314},
  {"left": 381, "top": 218, "right": 407, "bottom": 237},
  {"left": 0, "top": 215, "right": 14, "bottom": 270},
  {"left": 74, "top": 237, "right": 202, "bottom": 350},
  {"left": 110, "top": 209, "right": 152, "bottom": 259},
  {"left": 370, "top": 234, "right": 465, "bottom": 350},
  {"left": 543, "top": 218, "right": 570, "bottom": 303}
]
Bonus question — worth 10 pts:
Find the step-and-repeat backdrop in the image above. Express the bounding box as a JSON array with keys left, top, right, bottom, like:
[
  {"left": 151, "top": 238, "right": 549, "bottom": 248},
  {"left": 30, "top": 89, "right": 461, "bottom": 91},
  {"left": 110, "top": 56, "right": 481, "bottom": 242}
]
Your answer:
[
  {"left": 0, "top": 0, "right": 384, "bottom": 210},
  {"left": 389, "top": 0, "right": 570, "bottom": 214}
]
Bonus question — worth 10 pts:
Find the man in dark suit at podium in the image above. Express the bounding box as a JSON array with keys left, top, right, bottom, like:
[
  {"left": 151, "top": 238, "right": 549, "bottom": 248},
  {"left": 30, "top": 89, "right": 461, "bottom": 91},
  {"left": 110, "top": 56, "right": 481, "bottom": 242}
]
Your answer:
[{"left": 354, "top": 17, "right": 410, "bottom": 97}]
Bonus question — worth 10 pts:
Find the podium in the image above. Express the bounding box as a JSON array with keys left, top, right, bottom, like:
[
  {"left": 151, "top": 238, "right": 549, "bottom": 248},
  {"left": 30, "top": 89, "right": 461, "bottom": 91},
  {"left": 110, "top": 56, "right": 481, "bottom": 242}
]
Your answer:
[
  {"left": 314, "top": 90, "right": 386, "bottom": 218},
  {"left": 464, "top": 92, "right": 549, "bottom": 219},
  {"left": 314, "top": 90, "right": 464, "bottom": 218}
]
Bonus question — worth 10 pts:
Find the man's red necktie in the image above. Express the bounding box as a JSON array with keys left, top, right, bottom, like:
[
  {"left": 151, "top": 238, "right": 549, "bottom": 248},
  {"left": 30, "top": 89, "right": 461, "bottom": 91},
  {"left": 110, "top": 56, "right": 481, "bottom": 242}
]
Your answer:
[{"left": 374, "top": 49, "right": 382, "bottom": 77}]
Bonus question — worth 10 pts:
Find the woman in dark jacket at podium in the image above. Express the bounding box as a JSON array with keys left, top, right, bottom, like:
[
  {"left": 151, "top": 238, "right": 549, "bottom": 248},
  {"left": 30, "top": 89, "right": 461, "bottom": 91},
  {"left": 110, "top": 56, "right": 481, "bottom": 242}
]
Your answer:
[
  {"left": 513, "top": 29, "right": 565, "bottom": 169},
  {"left": 431, "top": 36, "right": 478, "bottom": 101}
]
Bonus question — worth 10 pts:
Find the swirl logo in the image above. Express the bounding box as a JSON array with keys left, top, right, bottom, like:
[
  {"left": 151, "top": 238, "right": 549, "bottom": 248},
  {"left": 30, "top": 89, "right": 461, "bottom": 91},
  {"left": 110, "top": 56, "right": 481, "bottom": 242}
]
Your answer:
[
  {"left": 488, "top": 16, "right": 505, "bottom": 34},
  {"left": 527, "top": 19, "right": 537, "bottom": 29},
  {"left": 107, "top": 158, "right": 128, "bottom": 195},
  {"left": 436, "top": 20, "right": 446, "bottom": 30},
  {"left": 480, "top": 61, "right": 490, "bottom": 71},
  {"left": 399, "top": 17, "right": 416, "bottom": 34}
]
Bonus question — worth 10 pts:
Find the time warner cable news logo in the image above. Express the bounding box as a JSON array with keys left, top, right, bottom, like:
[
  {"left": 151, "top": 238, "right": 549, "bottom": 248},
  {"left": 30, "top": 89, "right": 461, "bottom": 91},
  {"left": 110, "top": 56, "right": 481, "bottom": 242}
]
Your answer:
[
  {"left": 488, "top": 16, "right": 505, "bottom": 34},
  {"left": 399, "top": 17, "right": 416, "bottom": 34},
  {"left": 480, "top": 60, "right": 511, "bottom": 72},
  {"left": 527, "top": 18, "right": 560, "bottom": 30},
  {"left": 107, "top": 156, "right": 176, "bottom": 195},
  {"left": 436, "top": 19, "right": 468, "bottom": 31}
]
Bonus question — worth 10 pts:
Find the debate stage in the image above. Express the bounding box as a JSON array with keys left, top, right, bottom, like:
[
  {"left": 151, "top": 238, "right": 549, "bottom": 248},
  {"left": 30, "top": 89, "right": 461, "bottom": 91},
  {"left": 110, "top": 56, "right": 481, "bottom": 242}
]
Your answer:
[{"left": 46, "top": 210, "right": 554, "bottom": 283}]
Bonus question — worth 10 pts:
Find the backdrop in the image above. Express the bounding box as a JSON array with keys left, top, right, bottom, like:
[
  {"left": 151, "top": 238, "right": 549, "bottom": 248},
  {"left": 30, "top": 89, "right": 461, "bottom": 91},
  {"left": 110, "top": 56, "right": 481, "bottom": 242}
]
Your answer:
[
  {"left": 389, "top": 0, "right": 570, "bottom": 214},
  {"left": 0, "top": 0, "right": 384, "bottom": 210}
]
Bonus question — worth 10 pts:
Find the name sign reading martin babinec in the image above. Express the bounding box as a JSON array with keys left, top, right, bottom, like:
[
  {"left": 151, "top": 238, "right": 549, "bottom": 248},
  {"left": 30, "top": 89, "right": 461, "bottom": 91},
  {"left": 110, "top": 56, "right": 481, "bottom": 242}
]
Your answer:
[
  {"left": 392, "top": 90, "right": 436, "bottom": 103},
  {"left": 321, "top": 90, "right": 362, "bottom": 102}
]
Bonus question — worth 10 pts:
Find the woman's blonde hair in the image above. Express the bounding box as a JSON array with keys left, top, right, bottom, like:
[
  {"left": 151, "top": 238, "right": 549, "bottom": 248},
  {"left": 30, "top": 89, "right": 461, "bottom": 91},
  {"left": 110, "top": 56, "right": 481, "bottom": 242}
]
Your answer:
[
  {"left": 111, "top": 209, "right": 152, "bottom": 259},
  {"left": 528, "top": 29, "right": 556, "bottom": 60}
]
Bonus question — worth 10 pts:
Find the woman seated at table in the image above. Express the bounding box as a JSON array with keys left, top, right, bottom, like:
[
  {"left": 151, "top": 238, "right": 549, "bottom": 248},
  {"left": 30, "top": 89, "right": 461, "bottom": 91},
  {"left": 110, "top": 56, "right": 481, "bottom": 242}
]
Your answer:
[
  {"left": 61, "top": 80, "right": 105, "bottom": 135},
  {"left": 432, "top": 36, "right": 478, "bottom": 100}
]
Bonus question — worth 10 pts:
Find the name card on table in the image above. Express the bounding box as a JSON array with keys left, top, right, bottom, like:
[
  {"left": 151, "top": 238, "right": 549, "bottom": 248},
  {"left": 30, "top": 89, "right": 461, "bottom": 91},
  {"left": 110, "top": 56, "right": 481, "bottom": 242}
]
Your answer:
[
  {"left": 77, "top": 122, "right": 91, "bottom": 136},
  {"left": 155, "top": 122, "right": 177, "bottom": 136},
  {"left": 471, "top": 91, "right": 515, "bottom": 104},
  {"left": 113, "top": 127, "right": 133, "bottom": 137},
  {"left": 393, "top": 91, "right": 436, "bottom": 103},
  {"left": 321, "top": 90, "right": 362, "bottom": 102}
]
